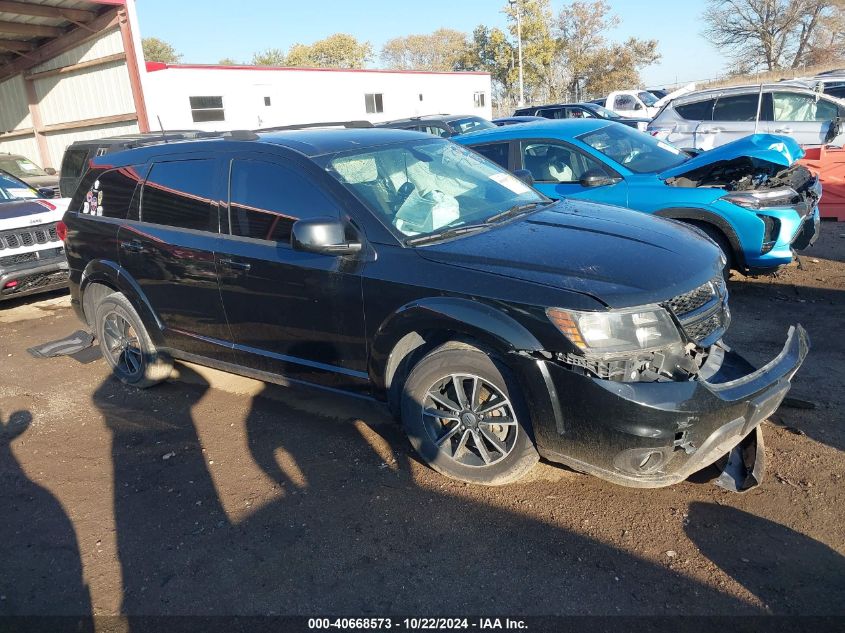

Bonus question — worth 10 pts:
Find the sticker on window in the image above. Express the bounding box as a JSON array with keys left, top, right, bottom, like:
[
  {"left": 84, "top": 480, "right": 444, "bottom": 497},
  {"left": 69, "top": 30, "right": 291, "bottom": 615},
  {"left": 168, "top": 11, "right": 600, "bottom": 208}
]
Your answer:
[
  {"left": 8, "top": 188, "right": 37, "bottom": 199},
  {"left": 489, "top": 172, "right": 531, "bottom": 194},
  {"left": 657, "top": 141, "right": 681, "bottom": 155}
]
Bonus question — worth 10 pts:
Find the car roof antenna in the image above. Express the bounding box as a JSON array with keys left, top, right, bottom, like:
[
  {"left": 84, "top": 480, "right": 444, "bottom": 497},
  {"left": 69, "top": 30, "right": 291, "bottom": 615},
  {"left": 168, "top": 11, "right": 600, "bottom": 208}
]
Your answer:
[{"left": 157, "top": 115, "right": 168, "bottom": 144}]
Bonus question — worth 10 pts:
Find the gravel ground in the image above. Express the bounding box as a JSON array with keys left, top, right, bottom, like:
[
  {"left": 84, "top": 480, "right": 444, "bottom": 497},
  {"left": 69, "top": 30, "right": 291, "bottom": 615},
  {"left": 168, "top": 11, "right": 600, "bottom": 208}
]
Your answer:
[{"left": 0, "top": 227, "right": 843, "bottom": 619}]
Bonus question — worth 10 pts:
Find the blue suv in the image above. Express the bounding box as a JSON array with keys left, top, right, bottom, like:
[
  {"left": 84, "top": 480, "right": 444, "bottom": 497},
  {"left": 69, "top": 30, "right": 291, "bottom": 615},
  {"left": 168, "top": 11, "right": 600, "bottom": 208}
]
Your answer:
[{"left": 456, "top": 120, "right": 821, "bottom": 274}]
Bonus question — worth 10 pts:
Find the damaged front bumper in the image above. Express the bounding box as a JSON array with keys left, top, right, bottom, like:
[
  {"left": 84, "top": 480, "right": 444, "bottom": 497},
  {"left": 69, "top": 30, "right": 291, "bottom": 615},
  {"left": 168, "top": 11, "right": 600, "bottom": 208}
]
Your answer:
[{"left": 518, "top": 325, "right": 810, "bottom": 489}]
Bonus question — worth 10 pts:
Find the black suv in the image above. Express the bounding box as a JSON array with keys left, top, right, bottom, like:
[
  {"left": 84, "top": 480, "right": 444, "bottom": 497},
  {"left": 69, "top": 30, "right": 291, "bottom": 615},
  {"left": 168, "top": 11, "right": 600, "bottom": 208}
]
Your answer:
[{"left": 61, "top": 128, "right": 808, "bottom": 488}]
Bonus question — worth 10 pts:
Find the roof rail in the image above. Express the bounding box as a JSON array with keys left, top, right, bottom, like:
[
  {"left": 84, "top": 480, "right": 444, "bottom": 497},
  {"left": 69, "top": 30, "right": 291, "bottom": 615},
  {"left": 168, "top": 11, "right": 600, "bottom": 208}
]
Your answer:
[{"left": 256, "top": 120, "right": 373, "bottom": 132}]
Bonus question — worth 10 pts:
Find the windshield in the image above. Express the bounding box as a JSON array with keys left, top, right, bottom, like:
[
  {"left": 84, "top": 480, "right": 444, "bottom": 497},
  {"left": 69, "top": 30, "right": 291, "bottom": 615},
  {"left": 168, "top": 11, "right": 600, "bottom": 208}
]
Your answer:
[
  {"left": 447, "top": 117, "right": 496, "bottom": 135},
  {"left": 0, "top": 156, "right": 47, "bottom": 178},
  {"left": 588, "top": 104, "right": 621, "bottom": 120},
  {"left": 326, "top": 139, "right": 544, "bottom": 239},
  {"left": 0, "top": 172, "right": 39, "bottom": 202},
  {"left": 577, "top": 123, "right": 688, "bottom": 174},
  {"left": 637, "top": 91, "right": 659, "bottom": 106}
]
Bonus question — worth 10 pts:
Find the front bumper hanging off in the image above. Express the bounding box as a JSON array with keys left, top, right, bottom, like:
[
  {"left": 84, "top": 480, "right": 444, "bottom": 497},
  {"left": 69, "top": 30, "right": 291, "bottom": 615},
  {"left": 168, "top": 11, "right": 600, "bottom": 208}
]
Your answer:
[{"left": 520, "top": 325, "right": 810, "bottom": 491}]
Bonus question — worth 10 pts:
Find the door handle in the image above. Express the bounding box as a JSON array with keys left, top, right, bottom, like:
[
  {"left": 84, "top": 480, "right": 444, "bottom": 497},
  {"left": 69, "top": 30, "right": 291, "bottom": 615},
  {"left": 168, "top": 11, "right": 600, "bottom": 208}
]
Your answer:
[
  {"left": 700, "top": 127, "right": 724, "bottom": 134},
  {"left": 120, "top": 239, "right": 145, "bottom": 253},
  {"left": 774, "top": 127, "right": 793, "bottom": 133},
  {"left": 219, "top": 258, "right": 251, "bottom": 272}
]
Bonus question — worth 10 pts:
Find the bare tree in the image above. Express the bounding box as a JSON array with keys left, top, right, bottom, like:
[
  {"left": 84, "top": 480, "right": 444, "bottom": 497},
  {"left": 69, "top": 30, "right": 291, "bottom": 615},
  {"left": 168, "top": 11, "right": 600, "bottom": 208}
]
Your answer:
[{"left": 703, "top": 0, "right": 835, "bottom": 71}]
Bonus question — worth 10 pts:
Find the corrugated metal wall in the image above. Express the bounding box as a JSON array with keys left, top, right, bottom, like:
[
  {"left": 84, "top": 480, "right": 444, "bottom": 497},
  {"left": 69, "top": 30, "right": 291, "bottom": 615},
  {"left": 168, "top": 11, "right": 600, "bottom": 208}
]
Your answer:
[{"left": 0, "top": 27, "right": 139, "bottom": 173}]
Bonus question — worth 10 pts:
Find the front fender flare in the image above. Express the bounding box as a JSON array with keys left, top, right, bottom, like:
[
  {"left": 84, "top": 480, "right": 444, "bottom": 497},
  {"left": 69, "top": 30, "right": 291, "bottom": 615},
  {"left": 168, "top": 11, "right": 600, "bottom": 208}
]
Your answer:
[
  {"left": 369, "top": 296, "right": 544, "bottom": 392},
  {"left": 654, "top": 207, "right": 746, "bottom": 269}
]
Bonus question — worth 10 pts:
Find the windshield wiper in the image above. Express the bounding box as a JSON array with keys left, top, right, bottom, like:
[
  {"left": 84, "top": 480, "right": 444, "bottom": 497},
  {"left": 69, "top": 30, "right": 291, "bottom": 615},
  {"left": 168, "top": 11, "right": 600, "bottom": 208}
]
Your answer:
[
  {"left": 484, "top": 201, "right": 546, "bottom": 225},
  {"left": 405, "top": 223, "right": 488, "bottom": 246}
]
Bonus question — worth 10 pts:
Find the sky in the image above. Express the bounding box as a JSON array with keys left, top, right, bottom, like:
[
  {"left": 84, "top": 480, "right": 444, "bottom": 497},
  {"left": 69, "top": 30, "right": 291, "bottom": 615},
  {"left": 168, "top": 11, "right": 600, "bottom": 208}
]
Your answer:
[{"left": 134, "top": 0, "right": 727, "bottom": 88}]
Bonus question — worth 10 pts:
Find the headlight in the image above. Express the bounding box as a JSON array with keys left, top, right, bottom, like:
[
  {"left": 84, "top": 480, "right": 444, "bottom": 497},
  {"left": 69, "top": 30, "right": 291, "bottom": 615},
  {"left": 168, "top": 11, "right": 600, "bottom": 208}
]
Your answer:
[
  {"left": 546, "top": 305, "right": 682, "bottom": 356},
  {"left": 721, "top": 187, "right": 799, "bottom": 210}
]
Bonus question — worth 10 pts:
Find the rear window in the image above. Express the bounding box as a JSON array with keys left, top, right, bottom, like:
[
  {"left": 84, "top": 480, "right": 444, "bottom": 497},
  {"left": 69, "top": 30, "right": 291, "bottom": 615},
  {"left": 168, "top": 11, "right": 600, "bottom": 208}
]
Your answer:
[
  {"left": 674, "top": 98, "right": 716, "bottom": 121},
  {"left": 447, "top": 117, "right": 496, "bottom": 135},
  {"left": 61, "top": 148, "right": 89, "bottom": 178},
  {"left": 141, "top": 159, "right": 218, "bottom": 232}
]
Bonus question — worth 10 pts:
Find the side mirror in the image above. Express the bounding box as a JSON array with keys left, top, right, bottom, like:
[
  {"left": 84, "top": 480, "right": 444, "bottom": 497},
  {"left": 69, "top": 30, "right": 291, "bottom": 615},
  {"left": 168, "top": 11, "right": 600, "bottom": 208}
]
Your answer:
[
  {"left": 44, "top": 167, "right": 57, "bottom": 176},
  {"left": 513, "top": 169, "right": 534, "bottom": 185},
  {"left": 291, "top": 217, "right": 362, "bottom": 256},
  {"left": 634, "top": 102, "right": 644, "bottom": 110},
  {"left": 36, "top": 187, "right": 55, "bottom": 199},
  {"left": 579, "top": 169, "right": 615, "bottom": 188}
]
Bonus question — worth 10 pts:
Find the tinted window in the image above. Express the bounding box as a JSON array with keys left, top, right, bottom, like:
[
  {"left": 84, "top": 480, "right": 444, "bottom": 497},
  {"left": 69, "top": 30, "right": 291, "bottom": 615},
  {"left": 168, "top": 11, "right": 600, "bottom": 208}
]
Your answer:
[
  {"left": 522, "top": 142, "right": 602, "bottom": 183},
  {"left": 83, "top": 166, "right": 145, "bottom": 219},
  {"left": 142, "top": 159, "right": 218, "bottom": 232},
  {"left": 61, "top": 149, "right": 89, "bottom": 178},
  {"left": 537, "top": 108, "right": 565, "bottom": 119},
  {"left": 772, "top": 92, "right": 840, "bottom": 121},
  {"left": 229, "top": 159, "right": 337, "bottom": 243},
  {"left": 713, "top": 94, "right": 759, "bottom": 121},
  {"left": 472, "top": 142, "right": 510, "bottom": 169},
  {"left": 675, "top": 99, "right": 716, "bottom": 121},
  {"left": 577, "top": 124, "right": 687, "bottom": 174},
  {"left": 447, "top": 117, "right": 496, "bottom": 135}
]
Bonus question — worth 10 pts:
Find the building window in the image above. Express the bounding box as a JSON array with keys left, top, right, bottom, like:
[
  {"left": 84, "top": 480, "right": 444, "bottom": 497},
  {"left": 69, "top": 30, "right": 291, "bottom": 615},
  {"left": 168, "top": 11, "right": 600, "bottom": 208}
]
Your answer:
[
  {"left": 264, "top": 96, "right": 271, "bottom": 106},
  {"left": 189, "top": 96, "right": 225, "bottom": 122},
  {"left": 365, "top": 93, "right": 384, "bottom": 114},
  {"left": 474, "top": 91, "right": 486, "bottom": 108},
  {"left": 419, "top": 93, "right": 423, "bottom": 101}
]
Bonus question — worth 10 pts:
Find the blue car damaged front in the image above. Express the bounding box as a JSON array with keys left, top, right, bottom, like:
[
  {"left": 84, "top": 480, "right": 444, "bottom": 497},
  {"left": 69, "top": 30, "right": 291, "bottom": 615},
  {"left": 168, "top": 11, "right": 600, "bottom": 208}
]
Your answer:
[{"left": 456, "top": 121, "right": 821, "bottom": 273}]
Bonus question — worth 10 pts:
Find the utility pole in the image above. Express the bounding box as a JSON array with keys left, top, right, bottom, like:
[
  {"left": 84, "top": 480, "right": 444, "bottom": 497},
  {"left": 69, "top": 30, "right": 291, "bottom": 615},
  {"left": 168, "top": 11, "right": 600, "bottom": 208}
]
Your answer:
[{"left": 509, "top": 0, "right": 524, "bottom": 106}]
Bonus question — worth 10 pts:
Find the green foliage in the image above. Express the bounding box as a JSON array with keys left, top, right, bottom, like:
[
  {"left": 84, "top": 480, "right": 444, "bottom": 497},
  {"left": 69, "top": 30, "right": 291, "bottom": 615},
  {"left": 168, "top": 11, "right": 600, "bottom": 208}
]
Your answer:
[
  {"left": 252, "top": 34, "right": 372, "bottom": 69},
  {"left": 142, "top": 37, "right": 182, "bottom": 64},
  {"left": 381, "top": 29, "right": 468, "bottom": 71},
  {"left": 218, "top": 57, "right": 240, "bottom": 66}
]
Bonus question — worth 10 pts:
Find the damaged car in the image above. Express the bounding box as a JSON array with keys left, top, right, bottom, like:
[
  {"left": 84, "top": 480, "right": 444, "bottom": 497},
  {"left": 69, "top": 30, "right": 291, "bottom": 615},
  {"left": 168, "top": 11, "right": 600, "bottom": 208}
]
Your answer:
[
  {"left": 61, "top": 128, "right": 808, "bottom": 490},
  {"left": 456, "top": 120, "right": 821, "bottom": 274}
]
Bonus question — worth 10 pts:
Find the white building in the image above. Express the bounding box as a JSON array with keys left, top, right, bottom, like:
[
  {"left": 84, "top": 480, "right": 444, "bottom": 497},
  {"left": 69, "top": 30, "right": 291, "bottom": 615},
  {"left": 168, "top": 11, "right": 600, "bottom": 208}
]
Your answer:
[
  {"left": 0, "top": 0, "right": 492, "bottom": 171},
  {"left": 143, "top": 63, "right": 493, "bottom": 131}
]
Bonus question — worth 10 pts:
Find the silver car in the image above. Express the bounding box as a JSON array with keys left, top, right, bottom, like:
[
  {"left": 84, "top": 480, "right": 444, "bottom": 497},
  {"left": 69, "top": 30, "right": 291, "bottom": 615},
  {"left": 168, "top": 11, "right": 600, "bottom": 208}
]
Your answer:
[{"left": 648, "top": 84, "right": 845, "bottom": 149}]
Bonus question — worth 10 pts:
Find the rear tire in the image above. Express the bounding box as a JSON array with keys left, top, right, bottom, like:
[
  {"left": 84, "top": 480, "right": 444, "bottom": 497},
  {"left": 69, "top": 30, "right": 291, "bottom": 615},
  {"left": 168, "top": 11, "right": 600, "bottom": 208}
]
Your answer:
[
  {"left": 400, "top": 345, "right": 538, "bottom": 485},
  {"left": 95, "top": 293, "right": 172, "bottom": 388}
]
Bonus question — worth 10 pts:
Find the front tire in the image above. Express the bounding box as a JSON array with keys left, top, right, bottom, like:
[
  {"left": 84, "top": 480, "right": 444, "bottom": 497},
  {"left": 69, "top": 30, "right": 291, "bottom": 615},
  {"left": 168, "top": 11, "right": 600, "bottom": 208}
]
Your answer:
[
  {"left": 400, "top": 345, "right": 538, "bottom": 485},
  {"left": 95, "top": 293, "right": 172, "bottom": 388}
]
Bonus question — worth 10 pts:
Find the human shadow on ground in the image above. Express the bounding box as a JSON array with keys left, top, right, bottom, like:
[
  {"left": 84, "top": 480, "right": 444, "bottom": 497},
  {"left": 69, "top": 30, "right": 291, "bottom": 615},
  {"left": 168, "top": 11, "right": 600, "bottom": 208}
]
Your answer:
[
  {"left": 0, "top": 409, "right": 92, "bottom": 626},
  {"left": 91, "top": 368, "right": 765, "bottom": 619},
  {"left": 685, "top": 502, "right": 845, "bottom": 615}
]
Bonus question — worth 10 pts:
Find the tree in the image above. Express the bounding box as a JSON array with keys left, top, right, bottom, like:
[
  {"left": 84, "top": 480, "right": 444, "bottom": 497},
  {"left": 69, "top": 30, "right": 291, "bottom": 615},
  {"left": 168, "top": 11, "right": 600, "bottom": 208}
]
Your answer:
[
  {"left": 283, "top": 34, "right": 372, "bottom": 69},
  {"left": 251, "top": 48, "right": 286, "bottom": 66},
  {"left": 218, "top": 57, "right": 239, "bottom": 65},
  {"left": 458, "top": 25, "right": 517, "bottom": 108},
  {"left": 503, "top": 0, "right": 558, "bottom": 103},
  {"left": 381, "top": 29, "right": 468, "bottom": 71},
  {"left": 702, "top": 0, "right": 835, "bottom": 71},
  {"left": 556, "top": 1, "right": 659, "bottom": 99},
  {"left": 142, "top": 37, "right": 181, "bottom": 64}
]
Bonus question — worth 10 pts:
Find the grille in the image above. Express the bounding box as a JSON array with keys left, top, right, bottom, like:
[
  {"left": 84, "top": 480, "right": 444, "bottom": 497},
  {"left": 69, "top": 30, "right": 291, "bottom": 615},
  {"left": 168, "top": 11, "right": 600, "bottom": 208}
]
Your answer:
[
  {"left": 0, "top": 222, "right": 60, "bottom": 251},
  {"left": 683, "top": 310, "right": 726, "bottom": 343},
  {"left": 666, "top": 275, "right": 722, "bottom": 316}
]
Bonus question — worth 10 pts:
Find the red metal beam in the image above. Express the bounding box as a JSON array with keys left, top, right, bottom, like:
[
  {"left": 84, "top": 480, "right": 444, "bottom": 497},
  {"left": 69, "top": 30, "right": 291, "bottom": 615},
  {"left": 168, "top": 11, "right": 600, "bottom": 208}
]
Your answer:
[{"left": 117, "top": 5, "right": 149, "bottom": 132}]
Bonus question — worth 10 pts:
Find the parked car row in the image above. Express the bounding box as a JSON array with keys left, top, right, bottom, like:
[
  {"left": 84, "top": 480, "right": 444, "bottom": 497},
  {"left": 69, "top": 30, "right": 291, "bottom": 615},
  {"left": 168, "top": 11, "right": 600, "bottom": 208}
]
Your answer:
[{"left": 54, "top": 121, "right": 810, "bottom": 491}]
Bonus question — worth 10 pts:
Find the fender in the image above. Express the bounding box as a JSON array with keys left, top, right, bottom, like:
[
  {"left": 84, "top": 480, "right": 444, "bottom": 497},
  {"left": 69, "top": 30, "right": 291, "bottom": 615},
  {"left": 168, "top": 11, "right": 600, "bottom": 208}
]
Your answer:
[
  {"left": 369, "top": 296, "right": 545, "bottom": 392},
  {"left": 80, "top": 259, "right": 166, "bottom": 347},
  {"left": 654, "top": 207, "right": 747, "bottom": 269}
]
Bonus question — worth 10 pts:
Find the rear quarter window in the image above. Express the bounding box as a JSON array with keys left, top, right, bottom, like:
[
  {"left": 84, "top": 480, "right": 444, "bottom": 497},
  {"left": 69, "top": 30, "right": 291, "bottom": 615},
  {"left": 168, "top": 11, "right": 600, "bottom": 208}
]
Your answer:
[
  {"left": 79, "top": 166, "right": 147, "bottom": 219},
  {"left": 674, "top": 98, "right": 717, "bottom": 121}
]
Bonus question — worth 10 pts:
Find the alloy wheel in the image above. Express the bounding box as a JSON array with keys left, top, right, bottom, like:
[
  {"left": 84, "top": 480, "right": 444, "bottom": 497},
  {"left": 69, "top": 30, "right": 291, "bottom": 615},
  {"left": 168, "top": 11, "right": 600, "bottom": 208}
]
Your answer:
[{"left": 101, "top": 311, "right": 143, "bottom": 377}]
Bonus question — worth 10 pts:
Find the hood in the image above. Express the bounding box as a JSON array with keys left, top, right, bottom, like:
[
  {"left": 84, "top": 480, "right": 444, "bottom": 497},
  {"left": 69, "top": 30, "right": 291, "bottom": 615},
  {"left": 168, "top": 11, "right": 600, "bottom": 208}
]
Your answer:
[
  {"left": 654, "top": 82, "right": 697, "bottom": 108},
  {"left": 0, "top": 198, "right": 69, "bottom": 232},
  {"left": 415, "top": 199, "right": 722, "bottom": 309},
  {"left": 19, "top": 174, "right": 59, "bottom": 191},
  {"left": 658, "top": 134, "right": 804, "bottom": 181}
]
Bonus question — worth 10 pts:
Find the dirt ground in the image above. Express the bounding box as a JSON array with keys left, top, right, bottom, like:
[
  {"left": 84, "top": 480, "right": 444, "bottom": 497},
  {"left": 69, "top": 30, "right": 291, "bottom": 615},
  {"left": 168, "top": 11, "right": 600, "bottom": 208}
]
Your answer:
[{"left": 0, "top": 226, "right": 843, "bottom": 620}]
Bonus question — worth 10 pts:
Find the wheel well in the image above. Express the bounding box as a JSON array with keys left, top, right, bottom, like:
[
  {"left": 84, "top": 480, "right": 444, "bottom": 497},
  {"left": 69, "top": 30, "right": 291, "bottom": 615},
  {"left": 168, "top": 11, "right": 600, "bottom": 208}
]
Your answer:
[
  {"left": 384, "top": 330, "right": 492, "bottom": 417},
  {"left": 81, "top": 281, "right": 118, "bottom": 328}
]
